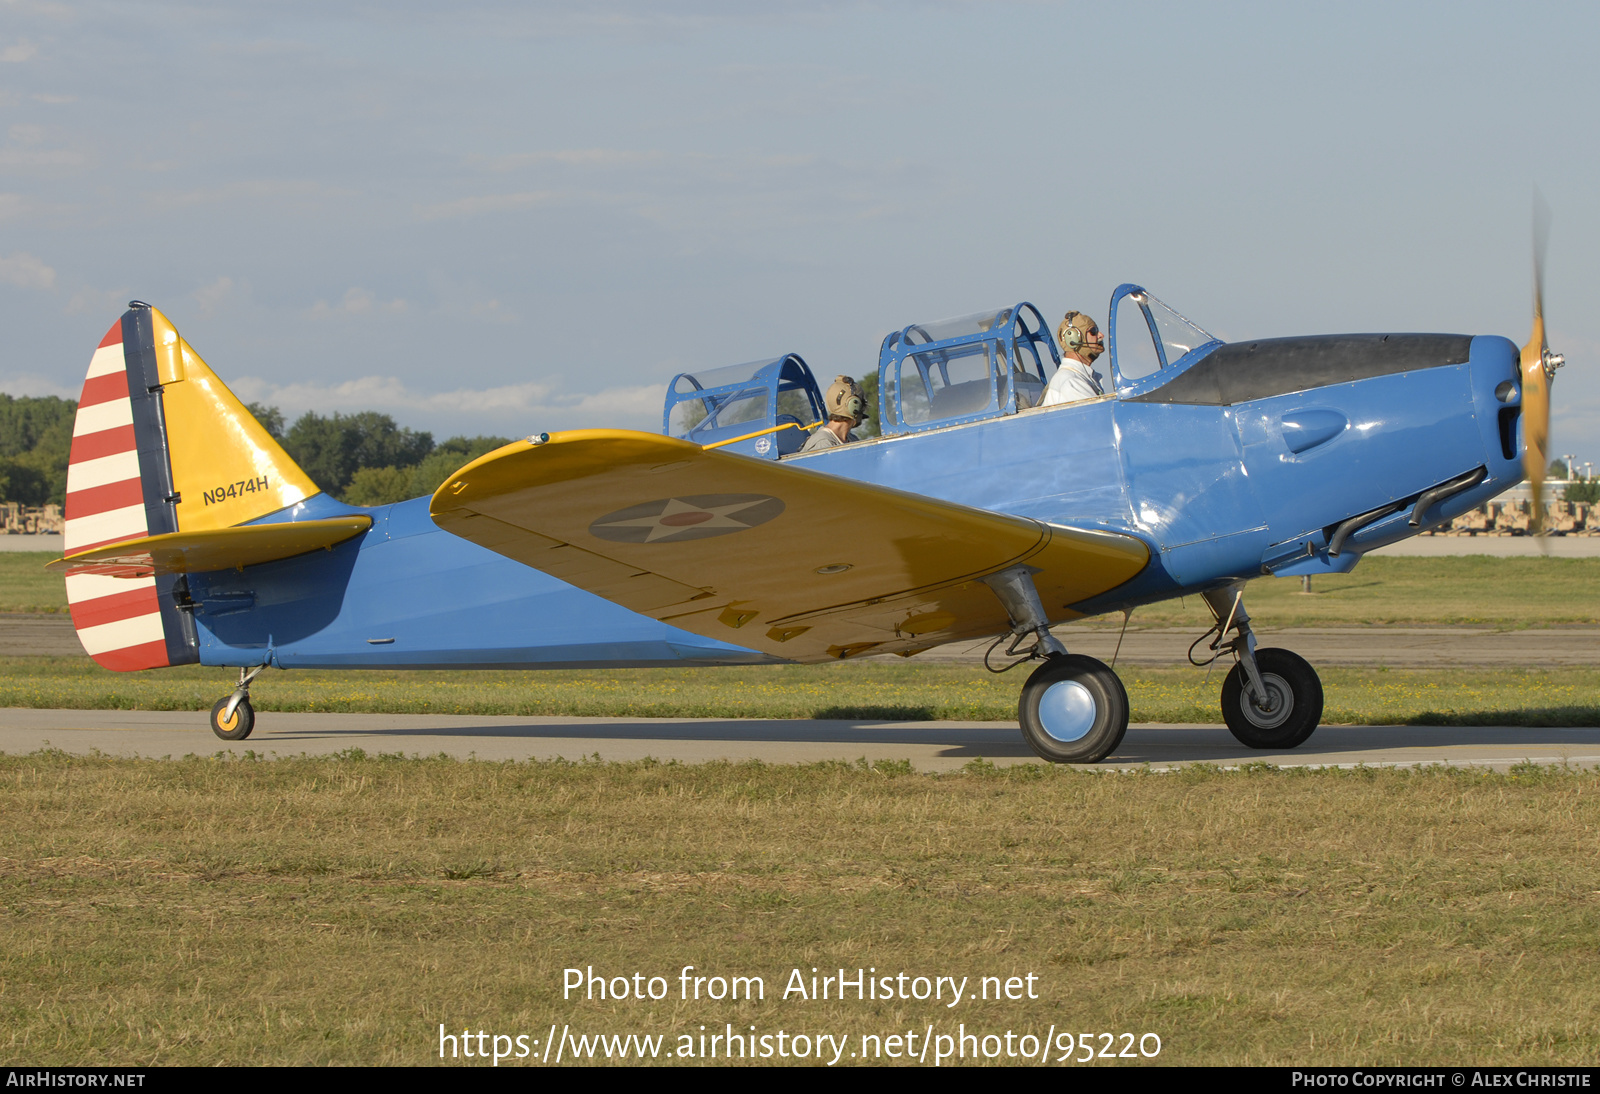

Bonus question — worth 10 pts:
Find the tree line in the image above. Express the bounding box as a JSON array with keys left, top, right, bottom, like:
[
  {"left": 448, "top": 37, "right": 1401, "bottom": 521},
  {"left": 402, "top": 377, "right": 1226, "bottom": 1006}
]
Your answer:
[
  {"left": 0, "top": 393, "right": 507, "bottom": 508},
  {"left": 0, "top": 395, "right": 73, "bottom": 507},
  {"left": 242, "top": 403, "right": 509, "bottom": 507}
]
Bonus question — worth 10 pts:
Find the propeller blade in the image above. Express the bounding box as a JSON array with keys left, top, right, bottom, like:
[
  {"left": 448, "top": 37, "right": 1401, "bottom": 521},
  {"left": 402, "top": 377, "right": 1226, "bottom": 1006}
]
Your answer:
[
  {"left": 1522, "top": 314, "right": 1548, "bottom": 532},
  {"left": 1522, "top": 193, "right": 1554, "bottom": 537}
]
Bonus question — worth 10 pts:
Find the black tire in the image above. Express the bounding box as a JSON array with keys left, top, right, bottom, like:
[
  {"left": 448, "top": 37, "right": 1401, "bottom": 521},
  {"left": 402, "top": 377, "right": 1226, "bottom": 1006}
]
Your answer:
[
  {"left": 210, "top": 696, "right": 255, "bottom": 741},
  {"left": 1220, "top": 648, "right": 1322, "bottom": 749},
  {"left": 1017, "top": 654, "right": 1129, "bottom": 764}
]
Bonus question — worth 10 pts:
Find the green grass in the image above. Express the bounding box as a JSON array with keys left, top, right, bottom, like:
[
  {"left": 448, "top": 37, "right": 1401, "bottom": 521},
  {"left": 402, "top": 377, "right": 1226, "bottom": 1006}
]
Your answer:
[
  {"left": 0, "top": 551, "right": 65, "bottom": 613},
  {"left": 2, "top": 752, "right": 1597, "bottom": 1065},
  {"left": 4, "top": 657, "right": 1598, "bottom": 726},
  {"left": 1088, "top": 555, "right": 1600, "bottom": 628},
  {"left": 8, "top": 552, "right": 1600, "bottom": 624}
]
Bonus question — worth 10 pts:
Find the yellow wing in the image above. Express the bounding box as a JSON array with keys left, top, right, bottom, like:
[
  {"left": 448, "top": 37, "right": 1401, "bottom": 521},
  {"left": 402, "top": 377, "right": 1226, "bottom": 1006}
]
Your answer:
[{"left": 430, "top": 430, "right": 1149, "bottom": 661}]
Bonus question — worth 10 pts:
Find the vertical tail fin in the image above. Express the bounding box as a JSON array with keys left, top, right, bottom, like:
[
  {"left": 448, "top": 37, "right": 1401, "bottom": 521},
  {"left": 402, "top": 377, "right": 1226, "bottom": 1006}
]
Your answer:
[{"left": 63, "top": 303, "right": 321, "bottom": 670}]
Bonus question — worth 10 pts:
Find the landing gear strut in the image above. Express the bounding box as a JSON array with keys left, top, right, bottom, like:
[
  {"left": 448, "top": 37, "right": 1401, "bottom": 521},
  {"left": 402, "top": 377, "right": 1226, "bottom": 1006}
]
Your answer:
[
  {"left": 209, "top": 665, "right": 264, "bottom": 741},
  {"left": 1201, "top": 583, "right": 1323, "bottom": 749},
  {"left": 985, "top": 565, "right": 1129, "bottom": 764}
]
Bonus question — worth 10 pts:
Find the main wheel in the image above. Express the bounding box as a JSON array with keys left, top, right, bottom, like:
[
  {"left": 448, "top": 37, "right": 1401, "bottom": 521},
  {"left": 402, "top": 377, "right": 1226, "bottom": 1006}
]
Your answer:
[
  {"left": 1220, "top": 648, "right": 1322, "bottom": 749},
  {"left": 210, "top": 696, "right": 255, "bottom": 741},
  {"left": 1018, "top": 654, "right": 1129, "bottom": 763}
]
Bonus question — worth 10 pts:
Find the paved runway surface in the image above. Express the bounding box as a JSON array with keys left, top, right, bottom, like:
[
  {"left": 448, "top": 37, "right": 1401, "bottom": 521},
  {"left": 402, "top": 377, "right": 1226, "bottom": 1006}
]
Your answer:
[
  {"left": 4, "top": 708, "right": 1597, "bottom": 772},
  {"left": 0, "top": 535, "right": 61, "bottom": 552}
]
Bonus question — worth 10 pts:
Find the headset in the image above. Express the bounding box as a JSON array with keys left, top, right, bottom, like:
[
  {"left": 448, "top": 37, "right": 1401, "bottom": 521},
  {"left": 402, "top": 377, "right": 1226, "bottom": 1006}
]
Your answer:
[
  {"left": 826, "top": 376, "right": 866, "bottom": 424},
  {"left": 1060, "top": 311, "right": 1087, "bottom": 351},
  {"left": 1059, "top": 312, "right": 1101, "bottom": 355}
]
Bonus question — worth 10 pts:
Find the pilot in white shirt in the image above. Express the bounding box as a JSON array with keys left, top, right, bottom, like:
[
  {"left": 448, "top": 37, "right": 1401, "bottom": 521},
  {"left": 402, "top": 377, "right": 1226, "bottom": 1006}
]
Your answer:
[{"left": 1041, "top": 311, "right": 1106, "bottom": 406}]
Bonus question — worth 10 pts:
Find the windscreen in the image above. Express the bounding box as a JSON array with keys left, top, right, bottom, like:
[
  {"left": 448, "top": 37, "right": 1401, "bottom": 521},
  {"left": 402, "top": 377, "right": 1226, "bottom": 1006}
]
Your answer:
[
  {"left": 1114, "top": 291, "right": 1215, "bottom": 383},
  {"left": 903, "top": 309, "right": 1013, "bottom": 346},
  {"left": 898, "top": 343, "right": 997, "bottom": 425},
  {"left": 672, "top": 358, "right": 779, "bottom": 394},
  {"left": 1145, "top": 294, "right": 1214, "bottom": 365}
]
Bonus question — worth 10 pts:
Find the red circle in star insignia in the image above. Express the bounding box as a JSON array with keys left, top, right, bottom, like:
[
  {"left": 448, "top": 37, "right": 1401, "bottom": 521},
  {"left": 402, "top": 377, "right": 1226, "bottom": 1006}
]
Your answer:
[{"left": 588, "top": 494, "right": 786, "bottom": 544}]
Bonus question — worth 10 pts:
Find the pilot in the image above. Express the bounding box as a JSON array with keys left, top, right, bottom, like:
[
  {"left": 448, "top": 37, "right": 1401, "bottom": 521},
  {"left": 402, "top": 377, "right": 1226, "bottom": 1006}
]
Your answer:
[
  {"left": 800, "top": 375, "right": 867, "bottom": 451},
  {"left": 1041, "top": 311, "right": 1106, "bottom": 406}
]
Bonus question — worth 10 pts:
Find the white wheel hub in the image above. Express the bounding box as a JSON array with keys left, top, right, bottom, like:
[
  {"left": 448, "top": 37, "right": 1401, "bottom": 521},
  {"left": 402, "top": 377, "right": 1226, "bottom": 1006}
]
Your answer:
[{"left": 1037, "top": 679, "right": 1097, "bottom": 742}]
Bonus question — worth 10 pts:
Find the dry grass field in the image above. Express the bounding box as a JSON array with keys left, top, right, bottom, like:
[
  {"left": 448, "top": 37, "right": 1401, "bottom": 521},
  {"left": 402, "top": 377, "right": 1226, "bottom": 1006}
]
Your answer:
[
  {"left": 2, "top": 752, "right": 1596, "bottom": 1066},
  {"left": 5, "top": 553, "right": 1598, "bottom": 1067}
]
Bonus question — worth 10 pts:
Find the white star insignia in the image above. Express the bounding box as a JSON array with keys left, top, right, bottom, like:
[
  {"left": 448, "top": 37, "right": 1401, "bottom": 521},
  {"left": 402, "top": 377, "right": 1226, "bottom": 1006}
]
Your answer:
[{"left": 593, "top": 497, "right": 771, "bottom": 543}]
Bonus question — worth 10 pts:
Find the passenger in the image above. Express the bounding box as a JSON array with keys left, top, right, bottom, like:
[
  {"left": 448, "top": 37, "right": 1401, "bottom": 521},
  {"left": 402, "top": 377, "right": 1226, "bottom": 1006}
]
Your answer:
[
  {"left": 800, "top": 375, "right": 867, "bottom": 452},
  {"left": 1041, "top": 311, "right": 1106, "bottom": 407}
]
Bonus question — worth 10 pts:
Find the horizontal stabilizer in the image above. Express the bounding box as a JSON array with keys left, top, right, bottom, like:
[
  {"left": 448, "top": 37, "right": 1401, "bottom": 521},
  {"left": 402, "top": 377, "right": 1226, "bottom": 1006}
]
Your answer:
[
  {"left": 430, "top": 430, "right": 1148, "bottom": 662},
  {"left": 49, "top": 516, "right": 372, "bottom": 578}
]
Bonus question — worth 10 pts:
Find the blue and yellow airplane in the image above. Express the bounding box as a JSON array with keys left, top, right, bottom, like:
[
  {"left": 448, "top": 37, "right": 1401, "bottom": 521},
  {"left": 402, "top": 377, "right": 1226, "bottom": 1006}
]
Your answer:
[{"left": 52, "top": 277, "right": 1562, "bottom": 763}]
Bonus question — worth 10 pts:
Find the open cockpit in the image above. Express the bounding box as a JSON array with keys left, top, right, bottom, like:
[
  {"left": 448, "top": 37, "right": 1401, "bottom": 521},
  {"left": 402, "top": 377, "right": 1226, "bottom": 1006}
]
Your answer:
[
  {"left": 662, "top": 299, "right": 1113, "bottom": 457},
  {"left": 663, "top": 354, "right": 825, "bottom": 458},
  {"left": 658, "top": 288, "right": 1282, "bottom": 457}
]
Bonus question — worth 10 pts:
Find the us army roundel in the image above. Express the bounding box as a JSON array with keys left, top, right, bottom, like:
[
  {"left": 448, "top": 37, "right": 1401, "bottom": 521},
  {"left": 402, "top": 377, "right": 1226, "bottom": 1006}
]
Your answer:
[{"left": 588, "top": 494, "right": 786, "bottom": 544}]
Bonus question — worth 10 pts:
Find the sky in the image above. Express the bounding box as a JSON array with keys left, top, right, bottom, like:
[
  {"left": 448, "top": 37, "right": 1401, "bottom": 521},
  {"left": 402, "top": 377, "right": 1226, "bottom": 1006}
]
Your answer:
[{"left": 2, "top": 0, "right": 1598, "bottom": 465}]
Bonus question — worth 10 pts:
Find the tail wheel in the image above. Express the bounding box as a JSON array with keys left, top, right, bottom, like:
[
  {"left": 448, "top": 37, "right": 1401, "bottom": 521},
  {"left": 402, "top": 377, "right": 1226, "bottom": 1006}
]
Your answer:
[
  {"left": 1220, "top": 648, "right": 1322, "bottom": 749},
  {"left": 210, "top": 696, "right": 255, "bottom": 741},
  {"left": 1017, "top": 654, "right": 1129, "bottom": 764}
]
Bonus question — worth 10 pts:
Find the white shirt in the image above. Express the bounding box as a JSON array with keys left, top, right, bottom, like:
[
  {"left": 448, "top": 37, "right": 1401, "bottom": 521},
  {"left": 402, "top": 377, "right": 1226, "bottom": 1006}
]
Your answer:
[
  {"left": 799, "top": 423, "right": 856, "bottom": 452},
  {"left": 1040, "top": 356, "right": 1104, "bottom": 407}
]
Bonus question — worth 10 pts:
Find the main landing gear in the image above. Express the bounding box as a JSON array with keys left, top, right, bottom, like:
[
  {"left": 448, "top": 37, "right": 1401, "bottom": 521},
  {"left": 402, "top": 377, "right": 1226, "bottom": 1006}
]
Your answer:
[
  {"left": 209, "top": 665, "right": 265, "bottom": 741},
  {"left": 1198, "top": 584, "right": 1324, "bottom": 750},
  {"left": 988, "top": 570, "right": 1325, "bottom": 764},
  {"left": 984, "top": 566, "right": 1129, "bottom": 764}
]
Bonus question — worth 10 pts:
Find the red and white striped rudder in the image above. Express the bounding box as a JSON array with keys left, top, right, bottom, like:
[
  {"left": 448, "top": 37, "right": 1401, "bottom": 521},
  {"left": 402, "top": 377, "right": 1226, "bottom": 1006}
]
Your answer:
[{"left": 62, "top": 311, "right": 198, "bottom": 671}]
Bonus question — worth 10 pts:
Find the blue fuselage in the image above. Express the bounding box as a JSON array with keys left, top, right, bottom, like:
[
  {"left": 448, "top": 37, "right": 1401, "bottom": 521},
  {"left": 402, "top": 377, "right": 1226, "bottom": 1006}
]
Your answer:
[{"left": 189, "top": 334, "right": 1521, "bottom": 669}]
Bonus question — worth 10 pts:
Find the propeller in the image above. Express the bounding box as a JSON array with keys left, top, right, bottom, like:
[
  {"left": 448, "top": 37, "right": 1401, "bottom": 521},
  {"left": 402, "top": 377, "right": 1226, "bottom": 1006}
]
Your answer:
[{"left": 1521, "top": 194, "right": 1564, "bottom": 536}]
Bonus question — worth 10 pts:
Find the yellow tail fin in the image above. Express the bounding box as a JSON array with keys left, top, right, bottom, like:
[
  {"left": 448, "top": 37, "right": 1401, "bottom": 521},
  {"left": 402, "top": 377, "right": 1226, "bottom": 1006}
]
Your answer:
[{"left": 144, "top": 306, "right": 320, "bottom": 531}]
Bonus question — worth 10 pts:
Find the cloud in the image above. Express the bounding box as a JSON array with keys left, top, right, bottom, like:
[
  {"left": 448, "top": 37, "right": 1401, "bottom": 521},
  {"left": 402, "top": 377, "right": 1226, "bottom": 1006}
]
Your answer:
[
  {"left": 64, "top": 284, "right": 131, "bottom": 316},
  {"left": 0, "top": 39, "right": 38, "bottom": 63},
  {"left": 469, "top": 298, "right": 514, "bottom": 323},
  {"left": 430, "top": 146, "right": 943, "bottom": 240},
  {"left": 0, "top": 124, "right": 88, "bottom": 173},
  {"left": 0, "top": 372, "right": 75, "bottom": 399},
  {"left": 228, "top": 374, "right": 667, "bottom": 434},
  {"left": 309, "top": 286, "right": 407, "bottom": 318},
  {"left": 29, "top": 92, "right": 73, "bottom": 103},
  {"left": 0, "top": 1, "right": 73, "bottom": 20},
  {"left": 413, "top": 190, "right": 559, "bottom": 221},
  {"left": 474, "top": 148, "right": 665, "bottom": 172},
  {"left": 147, "top": 179, "right": 357, "bottom": 210},
  {"left": 0, "top": 146, "right": 84, "bottom": 170},
  {"left": 192, "top": 275, "right": 235, "bottom": 317},
  {"left": 0, "top": 250, "right": 54, "bottom": 289}
]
